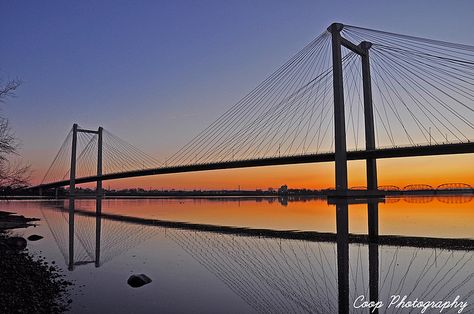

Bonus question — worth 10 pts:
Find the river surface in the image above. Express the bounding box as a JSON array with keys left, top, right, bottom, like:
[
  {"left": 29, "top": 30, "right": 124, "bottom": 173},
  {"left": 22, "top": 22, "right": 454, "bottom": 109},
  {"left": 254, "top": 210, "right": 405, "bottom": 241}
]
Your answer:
[{"left": 2, "top": 196, "right": 474, "bottom": 313}]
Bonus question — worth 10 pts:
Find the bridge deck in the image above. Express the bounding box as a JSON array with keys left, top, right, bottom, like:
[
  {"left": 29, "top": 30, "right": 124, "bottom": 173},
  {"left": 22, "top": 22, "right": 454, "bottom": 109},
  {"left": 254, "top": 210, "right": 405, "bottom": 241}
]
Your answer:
[{"left": 35, "top": 142, "right": 474, "bottom": 189}]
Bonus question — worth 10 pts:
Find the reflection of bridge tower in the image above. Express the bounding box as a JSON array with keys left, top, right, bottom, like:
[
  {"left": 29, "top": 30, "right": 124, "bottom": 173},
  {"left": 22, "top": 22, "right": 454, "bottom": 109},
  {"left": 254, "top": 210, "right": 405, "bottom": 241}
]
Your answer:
[
  {"left": 165, "top": 223, "right": 474, "bottom": 313},
  {"left": 39, "top": 199, "right": 474, "bottom": 313},
  {"left": 40, "top": 199, "right": 156, "bottom": 270}
]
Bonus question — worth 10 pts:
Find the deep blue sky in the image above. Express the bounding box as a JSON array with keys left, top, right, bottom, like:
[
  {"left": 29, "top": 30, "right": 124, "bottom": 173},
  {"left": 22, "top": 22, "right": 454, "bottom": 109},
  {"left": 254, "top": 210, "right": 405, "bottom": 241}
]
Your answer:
[{"left": 1, "top": 0, "right": 473, "bottom": 179}]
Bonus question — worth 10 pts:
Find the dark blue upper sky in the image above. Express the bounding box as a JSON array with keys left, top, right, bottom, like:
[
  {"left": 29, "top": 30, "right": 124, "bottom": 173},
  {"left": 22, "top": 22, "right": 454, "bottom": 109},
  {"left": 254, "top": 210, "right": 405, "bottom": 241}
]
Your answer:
[{"left": 1, "top": 0, "right": 473, "bottom": 174}]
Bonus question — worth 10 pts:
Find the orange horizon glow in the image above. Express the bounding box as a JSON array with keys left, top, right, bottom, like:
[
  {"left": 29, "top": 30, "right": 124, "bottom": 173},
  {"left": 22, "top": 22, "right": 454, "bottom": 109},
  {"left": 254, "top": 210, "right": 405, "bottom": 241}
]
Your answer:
[{"left": 31, "top": 154, "right": 474, "bottom": 190}]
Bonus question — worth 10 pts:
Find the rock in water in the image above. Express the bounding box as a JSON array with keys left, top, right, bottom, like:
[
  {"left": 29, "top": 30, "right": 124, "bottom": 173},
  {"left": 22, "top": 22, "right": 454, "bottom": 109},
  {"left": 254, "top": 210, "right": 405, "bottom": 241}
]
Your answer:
[
  {"left": 127, "top": 274, "right": 152, "bottom": 288},
  {"left": 27, "top": 234, "right": 44, "bottom": 241},
  {"left": 6, "top": 236, "right": 27, "bottom": 250}
]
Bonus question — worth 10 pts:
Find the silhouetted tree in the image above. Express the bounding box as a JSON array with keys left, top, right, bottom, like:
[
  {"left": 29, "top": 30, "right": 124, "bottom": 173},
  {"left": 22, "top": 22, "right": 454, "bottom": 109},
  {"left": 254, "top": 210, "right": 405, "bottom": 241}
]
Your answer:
[{"left": 0, "top": 79, "right": 30, "bottom": 190}]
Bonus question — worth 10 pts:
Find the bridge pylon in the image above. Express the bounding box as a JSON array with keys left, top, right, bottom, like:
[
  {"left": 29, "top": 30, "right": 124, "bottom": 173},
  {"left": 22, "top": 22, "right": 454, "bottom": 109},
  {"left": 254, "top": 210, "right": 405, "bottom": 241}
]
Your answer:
[
  {"left": 69, "top": 124, "right": 78, "bottom": 197},
  {"left": 97, "top": 127, "right": 103, "bottom": 197},
  {"left": 69, "top": 124, "right": 103, "bottom": 197},
  {"left": 327, "top": 23, "right": 378, "bottom": 196}
]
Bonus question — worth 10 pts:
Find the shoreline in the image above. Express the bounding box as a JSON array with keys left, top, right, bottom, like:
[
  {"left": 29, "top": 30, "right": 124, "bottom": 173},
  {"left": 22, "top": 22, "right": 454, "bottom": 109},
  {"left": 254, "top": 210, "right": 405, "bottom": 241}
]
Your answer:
[
  {"left": 0, "top": 210, "right": 39, "bottom": 230},
  {"left": 1, "top": 190, "right": 473, "bottom": 201},
  {"left": 0, "top": 211, "right": 72, "bottom": 313}
]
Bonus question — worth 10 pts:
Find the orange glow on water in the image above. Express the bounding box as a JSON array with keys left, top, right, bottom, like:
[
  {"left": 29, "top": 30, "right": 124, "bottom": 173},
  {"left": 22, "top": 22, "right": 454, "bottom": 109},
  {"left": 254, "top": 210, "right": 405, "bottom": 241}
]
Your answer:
[
  {"left": 378, "top": 196, "right": 474, "bottom": 238},
  {"left": 73, "top": 198, "right": 338, "bottom": 232},
  {"left": 68, "top": 195, "right": 474, "bottom": 239}
]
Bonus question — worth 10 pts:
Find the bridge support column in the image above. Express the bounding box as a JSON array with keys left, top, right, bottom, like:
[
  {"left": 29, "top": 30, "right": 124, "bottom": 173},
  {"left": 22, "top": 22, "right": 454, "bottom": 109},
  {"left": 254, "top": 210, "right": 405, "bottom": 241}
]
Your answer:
[
  {"left": 328, "top": 23, "right": 348, "bottom": 196},
  {"left": 360, "top": 42, "right": 380, "bottom": 240},
  {"left": 69, "top": 124, "right": 78, "bottom": 197},
  {"left": 97, "top": 127, "right": 103, "bottom": 197},
  {"left": 360, "top": 42, "right": 378, "bottom": 193}
]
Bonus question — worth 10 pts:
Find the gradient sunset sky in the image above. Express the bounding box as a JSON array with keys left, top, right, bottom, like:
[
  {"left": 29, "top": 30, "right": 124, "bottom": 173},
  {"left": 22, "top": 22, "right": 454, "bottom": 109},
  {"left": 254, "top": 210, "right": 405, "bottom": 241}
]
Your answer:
[{"left": 1, "top": 0, "right": 473, "bottom": 189}]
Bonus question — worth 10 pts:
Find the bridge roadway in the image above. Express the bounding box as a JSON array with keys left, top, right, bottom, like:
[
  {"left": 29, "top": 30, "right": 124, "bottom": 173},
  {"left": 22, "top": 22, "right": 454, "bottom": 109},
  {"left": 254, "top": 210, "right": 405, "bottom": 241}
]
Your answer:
[{"left": 35, "top": 142, "right": 474, "bottom": 190}]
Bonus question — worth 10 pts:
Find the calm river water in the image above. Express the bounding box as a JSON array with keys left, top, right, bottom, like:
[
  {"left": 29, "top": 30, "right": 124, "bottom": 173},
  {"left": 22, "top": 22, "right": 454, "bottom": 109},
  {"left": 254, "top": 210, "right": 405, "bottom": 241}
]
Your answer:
[{"left": 2, "top": 196, "right": 474, "bottom": 313}]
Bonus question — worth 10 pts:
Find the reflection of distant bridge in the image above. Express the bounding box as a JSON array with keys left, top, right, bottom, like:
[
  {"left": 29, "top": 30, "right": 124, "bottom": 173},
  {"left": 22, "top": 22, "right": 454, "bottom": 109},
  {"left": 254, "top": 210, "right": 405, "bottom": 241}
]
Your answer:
[
  {"left": 359, "top": 194, "right": 473, "bottom": 204},
  {"left": 39, "top": 199, "right": 474, "bottom": 313}
]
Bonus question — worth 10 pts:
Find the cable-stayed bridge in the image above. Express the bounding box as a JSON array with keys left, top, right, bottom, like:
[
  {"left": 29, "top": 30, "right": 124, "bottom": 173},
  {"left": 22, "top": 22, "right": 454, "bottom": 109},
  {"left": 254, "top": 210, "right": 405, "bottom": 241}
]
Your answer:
[{"left": 32, "top": 23, "right": 474, "bottom": 195}]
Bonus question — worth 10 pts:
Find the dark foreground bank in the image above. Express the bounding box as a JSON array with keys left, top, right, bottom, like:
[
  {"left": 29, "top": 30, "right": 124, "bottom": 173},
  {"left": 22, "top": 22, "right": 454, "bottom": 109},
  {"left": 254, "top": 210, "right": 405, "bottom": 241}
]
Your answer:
[{"left": 0, "top": 211, "right": 72, "bottom": 313}]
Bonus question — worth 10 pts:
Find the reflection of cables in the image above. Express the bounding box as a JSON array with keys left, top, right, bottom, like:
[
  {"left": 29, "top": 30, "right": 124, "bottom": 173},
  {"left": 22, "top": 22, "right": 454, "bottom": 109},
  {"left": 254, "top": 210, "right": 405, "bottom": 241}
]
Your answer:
[
  {"left": 39, "top": 204, "right": 69, "bottom": 264},
  {"left": 378, "top": 246, "right": 474, "bottom": 314},
  {"left": 168, "top": 227, "right": 337, "bottom": 312},
  {"left": 40, "top": 200, "right": 474, "bottom": 313},
  {"left": 168, "top": 228, "right": 339, "bottom": 313},
  {"left": 40, "top": 202, "right": 156, "bottom": 267}
]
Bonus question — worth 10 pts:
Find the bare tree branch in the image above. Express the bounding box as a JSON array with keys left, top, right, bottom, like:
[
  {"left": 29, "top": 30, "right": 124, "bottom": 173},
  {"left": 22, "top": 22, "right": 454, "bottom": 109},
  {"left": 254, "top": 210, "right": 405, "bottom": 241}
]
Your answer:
[
  {"left": 0, "top": 79, "right": 31, "bottom": 190},
  {"left": 0, "top": 159, "right": 31, "bottom": 189},
  {"left": 0, "top": 79, "right": 22, "bottom": 103},
  {"left": 0, "top": 117, "right": 18, "bottom": 159}
]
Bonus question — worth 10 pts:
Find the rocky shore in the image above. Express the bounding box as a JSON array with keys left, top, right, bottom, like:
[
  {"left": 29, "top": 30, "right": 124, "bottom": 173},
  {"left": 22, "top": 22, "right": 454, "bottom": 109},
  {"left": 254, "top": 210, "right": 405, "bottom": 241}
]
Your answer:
[
  {"left": 0, "top": 210, "right": 38, "bottom": 230},
  {"left": 0, "top": 211, "right": 72, "bottom": 313}
]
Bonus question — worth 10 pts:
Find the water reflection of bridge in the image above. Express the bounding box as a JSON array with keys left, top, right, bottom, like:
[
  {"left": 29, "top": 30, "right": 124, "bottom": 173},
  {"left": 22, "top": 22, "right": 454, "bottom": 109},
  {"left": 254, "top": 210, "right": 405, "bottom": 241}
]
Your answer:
[
  {"left": 207, "top": 194, "right": 473, "bottom": 205},
  {"left": 39, "top": 199, "right": 474, "bottom": 313}
]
